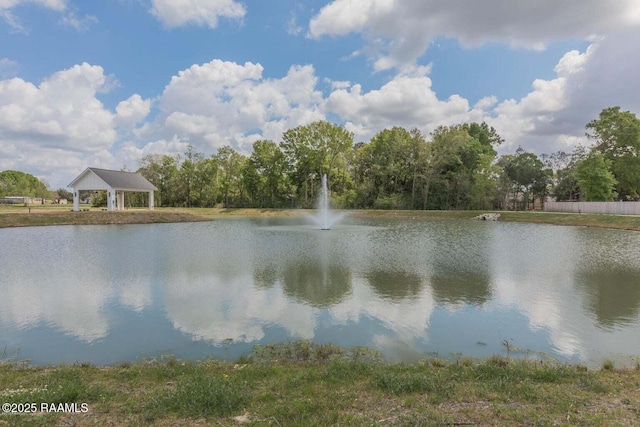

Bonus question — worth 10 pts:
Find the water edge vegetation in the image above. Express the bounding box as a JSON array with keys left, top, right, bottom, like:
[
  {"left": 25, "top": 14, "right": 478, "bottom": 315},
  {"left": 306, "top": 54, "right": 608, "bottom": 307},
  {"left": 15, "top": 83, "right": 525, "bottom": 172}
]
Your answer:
[{"left": 0, "top": 341, "right": 639, "bottom": 426}]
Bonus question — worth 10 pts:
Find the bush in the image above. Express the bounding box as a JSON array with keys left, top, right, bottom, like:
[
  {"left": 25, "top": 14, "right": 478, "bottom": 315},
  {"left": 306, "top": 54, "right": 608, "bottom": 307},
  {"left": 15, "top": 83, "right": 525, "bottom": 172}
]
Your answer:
[{"left": 373, "top": 194, "right": 408, "bottom": 210}]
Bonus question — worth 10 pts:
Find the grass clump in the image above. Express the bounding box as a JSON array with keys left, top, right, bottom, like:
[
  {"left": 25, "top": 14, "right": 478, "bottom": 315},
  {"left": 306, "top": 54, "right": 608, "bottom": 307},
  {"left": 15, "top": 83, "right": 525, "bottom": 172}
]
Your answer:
[
  {"left": 146, "top": 373, "right": 248, "bottom": 420},
  {"left": 374, "top": 368, "right": 447, "bottom": 397},
  {"left": 251, "top": 340, "right": 351, "bottom": 363}
]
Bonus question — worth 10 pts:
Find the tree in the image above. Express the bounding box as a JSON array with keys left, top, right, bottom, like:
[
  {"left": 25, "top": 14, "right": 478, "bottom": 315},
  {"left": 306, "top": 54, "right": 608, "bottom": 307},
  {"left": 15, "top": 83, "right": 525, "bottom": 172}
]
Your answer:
[
  {"left": 214, "top": 145, "right": 247, "bottom": 207},
  {"left": 138, "top": 154, "right": 180, "bottom": 207},
  {"left": 307, "top": 121, "right": 353, "bottom": 187},
  {"left": 499, "top": 148, "right": 552, "bottom": 210},
  {"left": 196, "top": 157, "right": 220, "bottom": 207},
  {"left": 574, "top": 151, "right": 617, "bottom": 201},
  {"left": 351, "top": 141, "right": 377, "bottom": 208},
  {"left": 408, "top": 128, "right": 429, "bottom": 209},
  {"left": 177, "top": 145, "right": 204, "bottom": 207},
  {"left": 587, "top": 107, "right": 640, "bottom": 199},
  {"left": 247, "top": 140, "right": 290, "bottom": 207},
  {"left": 459, "top": 123, "right": 502, "bottom": 209},
  {"left": 587, "top": 107, "right": 640, "bottom": 156},
  {"left": 367, "top": 127, "right": 416, "bottom": 208},
  {"left": 242, "top": 159, "right": 262, "bottom": 207},
  {"left": 459, "top": 122, "right": 503, "bottom": 153},
  {"left": 425, "top": 126, "right": 476, "bottom": 209},
  {"left": 92, "top": 191, "right": 107, "bottom": 207},
  {"left": 542, "top": 148, "right": 586, "bottom": 202},
  {"left": 552, "top": 168, "right": 580, "bottom": 202},
  {"left": 55, "top": 188, "right": 73, "bottom": 201},
  {"left": 0, "top": 170, "right": 49, "bottom": 199},
  {"left": 281, "top": 121, "right": 353, "bottom": 207},
  {"left": 281, "top": 124, "right": 313, "bottom": 206},
  {"left": 422, "top": 125, "right": 501, "bottom": 210}
]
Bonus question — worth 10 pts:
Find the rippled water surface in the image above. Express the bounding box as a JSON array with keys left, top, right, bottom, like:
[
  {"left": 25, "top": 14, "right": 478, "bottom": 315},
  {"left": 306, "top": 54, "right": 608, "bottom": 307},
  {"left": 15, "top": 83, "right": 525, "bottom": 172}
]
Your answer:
[{"left": 1, "top": 217, "right": 639, "bottom": 366}]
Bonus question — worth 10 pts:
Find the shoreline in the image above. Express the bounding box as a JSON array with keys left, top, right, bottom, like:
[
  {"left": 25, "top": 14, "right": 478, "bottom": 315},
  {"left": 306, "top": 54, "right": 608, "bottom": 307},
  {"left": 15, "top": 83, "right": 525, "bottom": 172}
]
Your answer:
[
  {"left": 1, "top": 342, "right": 638, "bottom": 426},
  {"left": 0, "top": 209, "right": 210, "bottom": 228},
  {"left": 2, "top": 207, "right": 640, "bottom": 231}
]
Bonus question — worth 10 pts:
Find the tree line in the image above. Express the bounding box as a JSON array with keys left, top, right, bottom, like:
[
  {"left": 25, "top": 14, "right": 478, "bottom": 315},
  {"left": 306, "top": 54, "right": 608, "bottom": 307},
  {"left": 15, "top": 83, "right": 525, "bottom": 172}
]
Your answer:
[
  {"left": 0, "top": 170, "right": 50, "bottom": 201},
  {"left": 1, "top": 106, "right": 638, "bottom": 210},
  {"left": 133, "top": 106, "right": 640, "bottom": 210}
]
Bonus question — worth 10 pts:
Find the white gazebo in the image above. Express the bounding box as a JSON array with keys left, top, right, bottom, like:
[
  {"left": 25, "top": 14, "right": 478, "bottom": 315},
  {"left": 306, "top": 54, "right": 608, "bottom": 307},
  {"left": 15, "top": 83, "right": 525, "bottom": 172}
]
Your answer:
[{"left": 68, "top": 168, "right": 157, "bottom": 212}]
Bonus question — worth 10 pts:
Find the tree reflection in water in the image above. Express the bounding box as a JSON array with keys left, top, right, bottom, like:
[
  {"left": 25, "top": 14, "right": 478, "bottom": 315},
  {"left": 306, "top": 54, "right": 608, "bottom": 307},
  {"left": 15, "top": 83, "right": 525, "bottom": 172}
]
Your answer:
[
  {"left": 577, "top": 266, "right": 640, "bottom": 329},
  {"left": 365, "top": 270, "right": 424, "bottom": 301}
]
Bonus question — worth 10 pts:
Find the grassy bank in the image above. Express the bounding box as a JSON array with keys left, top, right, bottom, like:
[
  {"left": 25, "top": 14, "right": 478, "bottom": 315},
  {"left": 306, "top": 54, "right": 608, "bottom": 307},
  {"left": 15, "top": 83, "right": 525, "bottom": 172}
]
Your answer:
[
  {"left": 2, "top": 206, "right": 640, "bottom": 231},
  {"left": 346, "top": 209, "right": 640, "bottom": 231},
  {"left": 0, "top": 209, "right": 209, "bottom": 228},
  {"left": 0, "top": 343, "right": 638, "bottom": 426},
  {"left": 174, "top": 207, "right": 640, "bottom": 232}
]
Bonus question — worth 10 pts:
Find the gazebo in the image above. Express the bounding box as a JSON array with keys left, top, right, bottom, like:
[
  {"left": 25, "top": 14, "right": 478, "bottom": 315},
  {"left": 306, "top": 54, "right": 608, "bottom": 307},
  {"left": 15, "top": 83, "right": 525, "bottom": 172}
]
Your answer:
[{"left": 68, "top": 168, "right": 157, "bottom": 212}]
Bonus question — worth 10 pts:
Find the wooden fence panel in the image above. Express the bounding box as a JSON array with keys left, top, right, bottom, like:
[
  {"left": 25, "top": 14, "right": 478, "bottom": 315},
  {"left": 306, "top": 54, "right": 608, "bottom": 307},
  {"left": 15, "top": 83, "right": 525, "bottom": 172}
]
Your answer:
[{"left": 544, "top": 201, "right": 640, "bottom": 215}]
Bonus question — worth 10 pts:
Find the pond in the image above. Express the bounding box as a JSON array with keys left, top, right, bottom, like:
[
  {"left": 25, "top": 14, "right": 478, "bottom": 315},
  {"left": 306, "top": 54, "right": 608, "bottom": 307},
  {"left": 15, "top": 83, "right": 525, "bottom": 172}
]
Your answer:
[{"left": 1, "top": 216, "right": 639, "bottom": 367}]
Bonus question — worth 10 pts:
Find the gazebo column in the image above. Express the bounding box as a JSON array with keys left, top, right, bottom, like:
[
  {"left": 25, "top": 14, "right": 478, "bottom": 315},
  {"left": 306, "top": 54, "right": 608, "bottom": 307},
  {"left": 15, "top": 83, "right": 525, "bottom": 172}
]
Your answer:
[
  {"left": 73, "top": 190, "right": 79, "bottom": 212},
  {"left": 107, "top": 190, "right": 115, "bottom": 211},
  {"left": 117, "top": 191, "right": 125, "bottom": 211},
  {"left": 149, "top": 191, "right": 154, "bottom": 210}
]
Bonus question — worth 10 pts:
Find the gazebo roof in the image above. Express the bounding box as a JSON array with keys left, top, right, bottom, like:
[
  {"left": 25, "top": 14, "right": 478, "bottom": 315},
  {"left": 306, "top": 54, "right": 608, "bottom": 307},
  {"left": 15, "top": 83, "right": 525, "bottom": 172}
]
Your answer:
[{"left": 68, "top": 168, "right": 157, "bottom": 191}]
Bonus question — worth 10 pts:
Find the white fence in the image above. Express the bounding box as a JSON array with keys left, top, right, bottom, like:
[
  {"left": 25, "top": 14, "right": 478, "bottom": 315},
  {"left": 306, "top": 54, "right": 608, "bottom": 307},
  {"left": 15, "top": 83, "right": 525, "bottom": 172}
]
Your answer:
[{"left": 545, "top": 201, "right": 640, "bottom": 215}]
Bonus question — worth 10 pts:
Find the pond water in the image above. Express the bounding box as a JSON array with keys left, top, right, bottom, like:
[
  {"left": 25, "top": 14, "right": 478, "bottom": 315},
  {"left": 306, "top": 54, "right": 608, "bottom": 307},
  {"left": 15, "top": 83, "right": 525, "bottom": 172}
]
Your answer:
[{"left": 1, "top": 217, "right": 639, "bottom": 367}]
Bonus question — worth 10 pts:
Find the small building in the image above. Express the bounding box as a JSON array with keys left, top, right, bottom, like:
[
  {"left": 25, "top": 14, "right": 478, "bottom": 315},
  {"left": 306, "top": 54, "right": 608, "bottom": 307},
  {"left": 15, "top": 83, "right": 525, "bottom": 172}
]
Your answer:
[
  {"left": 1, "top": 196, "right": 33, "bottom": 205},
  {"left": 68, "top": 168, "right": 157, "bottom": 212}
]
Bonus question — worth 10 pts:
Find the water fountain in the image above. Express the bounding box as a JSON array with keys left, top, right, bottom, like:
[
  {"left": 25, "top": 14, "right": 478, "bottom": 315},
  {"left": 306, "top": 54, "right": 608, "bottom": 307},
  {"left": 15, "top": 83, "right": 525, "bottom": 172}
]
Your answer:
[{"left": 310, "top": 174, "right": 345, "bottom": 230}]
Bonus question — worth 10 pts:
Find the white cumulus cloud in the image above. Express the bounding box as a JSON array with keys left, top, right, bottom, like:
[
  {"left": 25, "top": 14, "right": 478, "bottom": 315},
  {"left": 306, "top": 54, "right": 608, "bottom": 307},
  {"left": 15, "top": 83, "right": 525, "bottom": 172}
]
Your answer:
[
  {"left": 325, "top": 69, "right": 484, "bottom": 141},
  {"left": 487, "top": 29, "right": 640, "bottom": 154},
  {"left": 0, "top": 62, "right": 116, "bottom": 152},
  {"left": 115, "top": 94, "right": 151, "bottom": 129},
  {"left": 0, "top": 63, "right": 119, "bottom": 186},
  {"left": 143, "top": 59, "right": 325, "bottom": 152},
  {"left": 309, "top": 0, "right": 640, "bottom": 71},
  {"left": 0, "top": 57, "right": 18, "bottom": 79},
  {"left": 150, "top": 0, "right": 245, "bottom": 29},
  {"left": 323, "top": 27, "right": 640, "bottom": 154},
  {"left": 0, "top": 0, "right": 66, "bottom": 10},
  {"left": 1, "top": 0, "right": 67, "bottom": 32}
]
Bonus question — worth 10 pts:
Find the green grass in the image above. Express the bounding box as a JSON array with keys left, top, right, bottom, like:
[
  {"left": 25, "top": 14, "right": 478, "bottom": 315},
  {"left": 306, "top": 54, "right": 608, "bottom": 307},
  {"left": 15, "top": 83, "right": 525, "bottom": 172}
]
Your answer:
[
  {"left": 145, "top": 373, "right": 249, "bottom": 420},
  {"left": 0, "top": 209, "right": 209, "bottom": 228},
  {"left": 347, "top": 208, "right": 640, "bottom": 231},
  {"left": 1, "top": 342, "right": 639, "bottom": 426}
]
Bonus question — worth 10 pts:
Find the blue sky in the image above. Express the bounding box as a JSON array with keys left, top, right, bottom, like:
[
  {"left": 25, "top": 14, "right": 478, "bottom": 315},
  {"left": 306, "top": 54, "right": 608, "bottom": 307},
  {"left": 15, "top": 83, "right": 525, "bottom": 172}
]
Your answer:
[{"left": 1, "top": 0, "right": 639, "bottom": 188}]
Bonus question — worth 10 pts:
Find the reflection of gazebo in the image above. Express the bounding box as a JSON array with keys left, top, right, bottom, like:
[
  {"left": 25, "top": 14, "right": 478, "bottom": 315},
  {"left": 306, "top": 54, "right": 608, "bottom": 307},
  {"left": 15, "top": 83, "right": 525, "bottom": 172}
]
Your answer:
[{"left": 68, "top": 168, "right": 157, "bottom": 212}]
